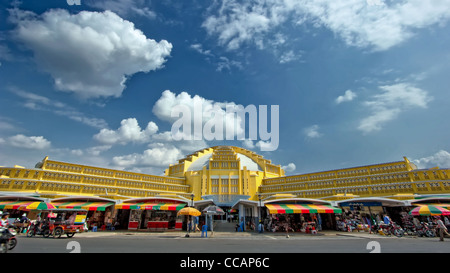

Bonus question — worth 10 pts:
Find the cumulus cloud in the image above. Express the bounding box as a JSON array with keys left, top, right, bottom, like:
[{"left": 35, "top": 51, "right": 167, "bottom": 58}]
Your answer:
[
  {"left": 412, "top": 150, "right": 450, "bottom": 169},
  {"left": 358, "top": 83, "right": 432, "bottom": 133},
  {"left": 282, "top": 162, "right": 296, "bottom": 173},
  {"left": 112, "top": 144, "right": 184, "bottom": 168},
  {"left": 8, "top": 134, "right": 51, "bottom": 149},
  {"left": 92, "top": 115, "right": 208, "bottom": 170},
  {"left": 11, "top": 8, "right": 172, "bottom": 98},
  {"left": 304, "top": 125, "right": 322, "bottom": 139},
  {"left": 335, "top": 90, "right": 357, "bottom": 104},
  {"left": 202, "top": 0, "right": 450, "bottom": 51},
  {"left": 94, "top": 118, "right": 158, "bottom": 145},
  {"left": 152, "top": 90, "right": 247, "bottom": 140}
]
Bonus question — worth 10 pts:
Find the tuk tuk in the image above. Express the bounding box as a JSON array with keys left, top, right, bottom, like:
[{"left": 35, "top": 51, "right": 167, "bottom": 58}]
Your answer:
[{"left": 47, "top": 209, "right": 88, "bottom": 238}]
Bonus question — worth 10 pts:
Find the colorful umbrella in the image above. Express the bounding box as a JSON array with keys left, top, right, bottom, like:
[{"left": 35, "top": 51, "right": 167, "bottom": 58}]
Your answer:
[
  {"left": 203, "top": 205, "right": 225, "bottom": 215},
  {"left": 177, "top": 207, "right": 201, "bottom": 217},
  {"left": 19, "top": 202, "right": 57, "bottom": 210},
  {"left": 409, "top": 205, "right": 450, "bottom": 216}
]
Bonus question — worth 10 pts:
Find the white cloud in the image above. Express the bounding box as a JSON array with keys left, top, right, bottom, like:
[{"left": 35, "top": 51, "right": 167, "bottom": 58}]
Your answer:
[
  {"left": 11, "top": 8, "right": 172, "bottom": 98},
  {"left": 87, "top": 0, "right": 157, "bottom": 19},
  {"left": 242, "top": 139, "right": 255, "bottom": 149},
  {"left": 412, "top": 150, "right": 450, "bottom": 169},
  {"left": 203, "top": 0, "right": 450, "bottom": 51},
  {"left": 11, "top": 87, "right": 108, "bottom": 129},
  {"left": 94, "top": 118, "right": 158, "bottom": 145},
  {"left": 190, "top": 43, "right": 213, "bottom": 56},
  {"left": 216, "top": 56, "right": 243, "bottom": 72},
  {"left": 152, "top": 90, "right": 246, "bottom": 139},
  {"left": 112, "top": 144, "right": 183, "bottom": 168},
  {"left": 358, "top": 83, "right": 432, "bottom": 133},
  {"left": 304, "top": 125, "right": 322, "bottom": 139},
  {"left": 335, "top": 90, "right": 357, "bottom": 104},
  {"left": 282, "top": 162, "right": 296, "bottom": 173},
  {"left": 8, "top": 134, "right": 51, "bottom": 150},
  {"left": 279, "top": 50, "right": 301, "bottom": 64}
]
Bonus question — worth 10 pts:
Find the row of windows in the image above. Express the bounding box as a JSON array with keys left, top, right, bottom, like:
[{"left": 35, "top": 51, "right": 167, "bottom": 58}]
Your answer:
[
  {"left": 266, "top": 164, "right": 410, "bottom": 184},
  {"left": 266, "top": 164, "right": 279, "bottom": 174},
  {"left": 274, "top": 182, "right": 417, "bottom": 198},
  {"left": 210, "top": 162, "right": 239, "bottom": 168},
  {"left": 210, "top": 186, "right": 239, "bottom": 193},
  {"left": 260, "top": 181, "right": 445, "bottom": 195},
  {"left": 40, "top": 172, "right": 188, "bottom": 190},
  {"left": 264, "top": 172, "right": 413, "bottom": 188},
  {"left": 45, "top": 163, "right": 83, "bottom": 173},
  {"left": 45, "top": 163, "right": 177, "bottom": 183},
  {"left": 0, "top": 179, "right": 190, "bottom": 196},
  {"left": 262, "top": 174, "right": 413, "bottom": 191},
  {"left": 169, "top": 164, "right": 184, "bottom": 174}
]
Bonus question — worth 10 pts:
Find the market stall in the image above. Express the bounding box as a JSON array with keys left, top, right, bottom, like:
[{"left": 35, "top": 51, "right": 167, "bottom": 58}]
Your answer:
[
  {"left": 264, "top": 203, "right": 342, "bottom": 233},
  {"left": 114, "top": 197, "right": 188, "bottom": 231},
  {"left": 51, "top": 197, "right": 116, "bottom": 231}
]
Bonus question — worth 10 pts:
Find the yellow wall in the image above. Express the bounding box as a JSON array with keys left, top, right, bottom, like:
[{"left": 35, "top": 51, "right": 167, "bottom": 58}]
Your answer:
[{"left": 1, "top": 148, "right": 450, "bottom": 203}]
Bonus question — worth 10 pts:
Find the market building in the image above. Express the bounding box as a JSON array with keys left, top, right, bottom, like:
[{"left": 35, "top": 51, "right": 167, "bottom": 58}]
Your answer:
[{"left": 1, "top": 146, "right": 450, "bottom": 232}]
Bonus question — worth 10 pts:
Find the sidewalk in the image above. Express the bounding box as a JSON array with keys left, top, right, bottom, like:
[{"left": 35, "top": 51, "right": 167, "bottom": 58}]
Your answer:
[{"left": 61, "top": 229, "right": 386, "bottom": 239}]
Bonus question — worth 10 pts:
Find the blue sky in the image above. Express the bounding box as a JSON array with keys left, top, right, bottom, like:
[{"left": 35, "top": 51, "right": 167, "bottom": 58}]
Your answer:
[{"left": 1, "top": 0, "right": 450, "bottom": 176}]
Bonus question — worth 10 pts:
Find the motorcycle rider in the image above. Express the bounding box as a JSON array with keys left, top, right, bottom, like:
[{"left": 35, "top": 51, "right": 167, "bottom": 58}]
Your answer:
[{"left": 1, "top": 212, "right": 10, "bottom": 227}]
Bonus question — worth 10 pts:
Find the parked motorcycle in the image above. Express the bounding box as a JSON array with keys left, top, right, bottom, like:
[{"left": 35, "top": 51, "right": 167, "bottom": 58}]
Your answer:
[
  {"left": 26, "top": 221, "right": 51, "bottom": 238},
  {"left": 0, "top": 227, "right": 8, "bottom": 253},
  {"left": 416, "top": 222, "right": 436, "bottom": 237},
  {"left": 379, "top": 221, "right": 404, "bottom": 237},
  {"left": 404, "top": 224, "right": 418, "bottom": 236}
]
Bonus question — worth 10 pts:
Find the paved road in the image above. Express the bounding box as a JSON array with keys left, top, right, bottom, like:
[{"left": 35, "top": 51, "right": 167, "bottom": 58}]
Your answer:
[{"left": 9, "top": 231, "right": 450, "bottom": 253}]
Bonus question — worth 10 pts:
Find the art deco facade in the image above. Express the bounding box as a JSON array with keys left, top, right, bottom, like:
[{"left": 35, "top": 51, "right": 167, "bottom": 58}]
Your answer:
[{"left": 1, "top": 146, "right": 450, "bottom": 203}]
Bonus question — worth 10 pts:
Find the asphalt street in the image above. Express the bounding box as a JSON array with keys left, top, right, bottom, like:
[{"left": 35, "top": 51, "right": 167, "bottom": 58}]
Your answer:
[{"left": 8, "top": 231, "right": 450, "bottom": 253}]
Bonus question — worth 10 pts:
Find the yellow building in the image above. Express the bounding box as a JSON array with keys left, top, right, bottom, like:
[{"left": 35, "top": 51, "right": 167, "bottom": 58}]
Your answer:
[
  {"left": 1, "top": 146, "right": 450, "bottom": 203},
  {"left": 260, "top": 156, "right": 450, "bottom": 201},
  {"left": 1, "top": 145, "right": 450, "bottom": 230}
]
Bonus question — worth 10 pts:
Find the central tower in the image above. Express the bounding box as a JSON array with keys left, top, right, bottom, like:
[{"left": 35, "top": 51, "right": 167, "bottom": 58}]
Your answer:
[{"left": 165, "top": 146, "right": 284, "bottom": 205}]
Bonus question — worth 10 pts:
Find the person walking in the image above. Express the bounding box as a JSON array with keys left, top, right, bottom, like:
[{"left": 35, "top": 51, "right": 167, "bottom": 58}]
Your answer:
[{"left": 436, "top": 217, "right": 449, "bottom": 241}]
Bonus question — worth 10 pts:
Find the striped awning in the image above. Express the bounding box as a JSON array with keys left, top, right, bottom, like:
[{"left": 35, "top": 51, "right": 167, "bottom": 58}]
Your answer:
[
  {"left": 0, "top": 201, "right": 37, "bottom": 210},
  {"left": 265, "top": 204, "right": 342, "bottom": 214},
  {"left": 140, "top": 203, "right": 186, "bottom": 211},
  {"left": 416, "top": 203, "right": 450, "bottom": 209},
  {"left": 115, "top": 202, "right": 186, "bottom": 211},
  {"left": 52, "top": 202, "right": 114, "bottom": 211},
  {"left": 115, "top": 203, "right": 141, "bottom": 210}
]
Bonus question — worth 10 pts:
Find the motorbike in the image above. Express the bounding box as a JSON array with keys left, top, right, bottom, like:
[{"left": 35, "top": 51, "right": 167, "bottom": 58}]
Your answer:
[
  {"left": 379, "top": 221, "right": 404, "bottom": 237},
  {"left": 416, "top": 222, "right": 436, "bottom": 237},
  {"left": 26, "top": 221, "right": 51, "bottom": 238},
  {"left": 0, "top": 227, "right": 8, "bottom": 253},
  {"left": 404, "top": 223, "right": 418, "bottom": 236},
  {"left": 0, "top": 225, "right": 17, "bottom": 253}
]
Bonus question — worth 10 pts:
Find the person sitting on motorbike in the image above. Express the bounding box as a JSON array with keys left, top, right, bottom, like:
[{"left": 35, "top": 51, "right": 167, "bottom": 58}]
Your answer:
[
  {"left": 0, "top": 212, "right": 10, "bottom": 227},
  {"left": 20, "top": 213, "right": 28, "bottom": 223}
]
